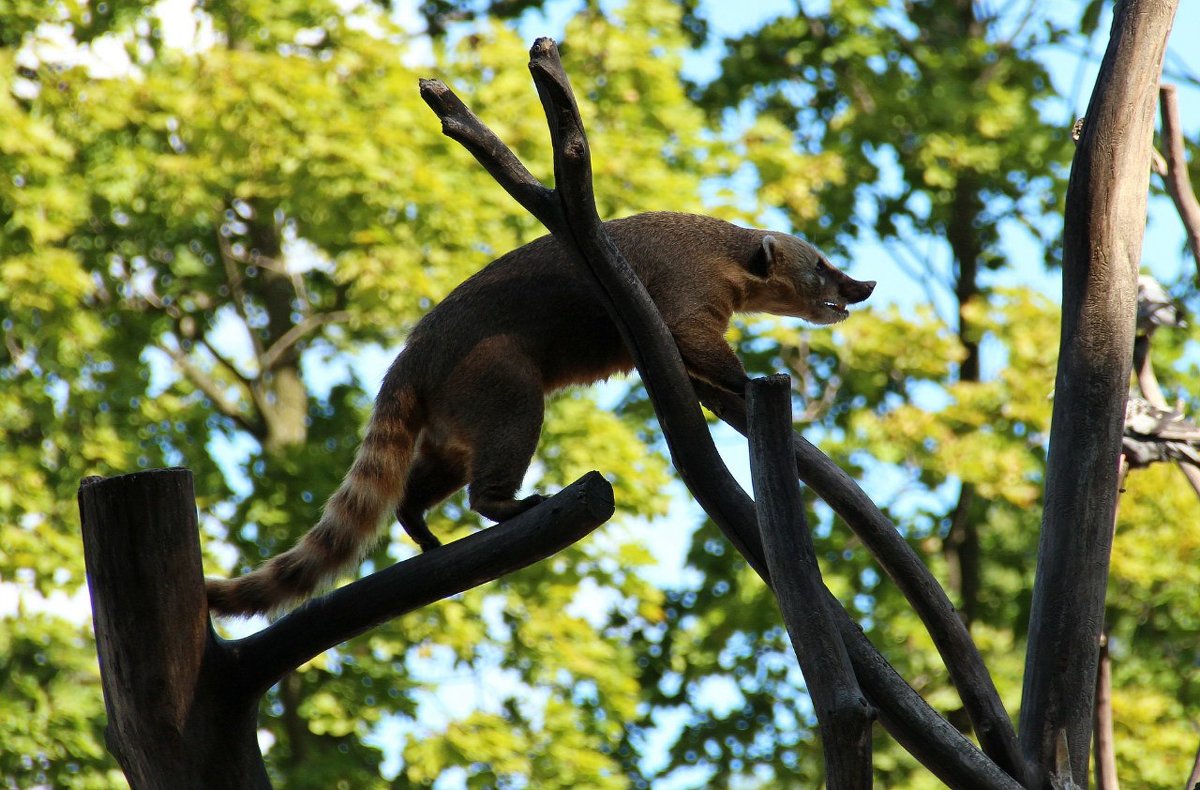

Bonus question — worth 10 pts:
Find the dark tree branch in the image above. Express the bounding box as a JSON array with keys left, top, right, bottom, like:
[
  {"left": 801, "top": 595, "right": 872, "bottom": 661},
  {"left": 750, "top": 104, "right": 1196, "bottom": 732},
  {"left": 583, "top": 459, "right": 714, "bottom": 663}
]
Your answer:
[
  {"left": 228, "top": 472, "right": 615, "bottom": 695},
  {"left": 199, "top": 335, "right": 256, "bottom": 391},
  {"left": 694, "top": 380, "right": 1022, "bottom": 781},
  {"left": 747, "top": 375, "right": 874, "bottom": 787},
  {"left": 1019, "top": 1, "right": 1179, "bottom": 785},
  {"left": 418, "top": 78, "right": 561, "bottom": 230},
  {"left": 80, "top": 469, "right": 270, "bottom": 789},
  {"left": 834, "top": 607, "right": 1023, "bottom": 790},
  {"left": 422, "top": 37, "right": 1022, "bottom": 788},
  {"left": 1156, "top": 84, "right": 1200, "bottom": 280}
]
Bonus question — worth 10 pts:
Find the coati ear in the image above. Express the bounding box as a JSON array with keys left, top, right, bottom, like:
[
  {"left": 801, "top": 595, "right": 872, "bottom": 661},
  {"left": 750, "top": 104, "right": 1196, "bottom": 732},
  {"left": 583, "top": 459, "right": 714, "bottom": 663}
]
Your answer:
[{"left": 747, "top": 235, "right": 778, "bottom": 279}]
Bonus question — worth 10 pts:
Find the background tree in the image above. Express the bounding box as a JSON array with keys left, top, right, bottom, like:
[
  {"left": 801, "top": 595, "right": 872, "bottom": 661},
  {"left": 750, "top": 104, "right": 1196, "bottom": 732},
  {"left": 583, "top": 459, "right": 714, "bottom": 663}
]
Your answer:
[{"left": 2, "top": 0, "right": 1199, "bottom": 788}]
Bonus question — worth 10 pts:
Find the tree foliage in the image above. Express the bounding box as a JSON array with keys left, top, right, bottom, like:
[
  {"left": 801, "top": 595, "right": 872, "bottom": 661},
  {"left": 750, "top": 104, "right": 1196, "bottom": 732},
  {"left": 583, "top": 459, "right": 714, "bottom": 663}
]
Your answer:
[{"left": 2, "top": 0, "right": 1198, "bottom": 788}]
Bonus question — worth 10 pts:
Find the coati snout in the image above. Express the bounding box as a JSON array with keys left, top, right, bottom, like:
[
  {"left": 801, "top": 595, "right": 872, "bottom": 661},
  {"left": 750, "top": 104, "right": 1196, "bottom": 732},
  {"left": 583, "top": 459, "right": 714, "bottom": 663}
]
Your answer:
[
  {"left": 750, "top": 233, "right": 875, "bottom": 325},
  {"left": 206, "top": 212, "right": 874, "bottom": 616}
]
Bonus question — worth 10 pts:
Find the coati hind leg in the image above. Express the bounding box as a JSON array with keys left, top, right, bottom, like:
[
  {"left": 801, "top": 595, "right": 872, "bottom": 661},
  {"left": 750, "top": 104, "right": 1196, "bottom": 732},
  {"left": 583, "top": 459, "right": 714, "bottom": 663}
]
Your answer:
[
  {"left": 461, "top": 370, "right": 547, "bottom": 524},
  {"left": 395, "top": 437, "right": 468, "bottom": 552}
]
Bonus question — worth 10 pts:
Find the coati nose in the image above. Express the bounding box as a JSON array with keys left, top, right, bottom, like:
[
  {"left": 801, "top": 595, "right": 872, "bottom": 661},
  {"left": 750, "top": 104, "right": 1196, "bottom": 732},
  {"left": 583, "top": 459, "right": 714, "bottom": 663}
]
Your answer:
[{"left": 844, "top": 279, "right": 876, "bottom": 304}]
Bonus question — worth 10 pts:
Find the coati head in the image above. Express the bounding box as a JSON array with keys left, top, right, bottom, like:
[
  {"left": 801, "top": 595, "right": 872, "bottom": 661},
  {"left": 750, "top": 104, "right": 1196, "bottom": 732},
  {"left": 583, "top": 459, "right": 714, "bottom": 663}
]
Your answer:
[{"left": 747, "top": 233, "right": 875, "bottom": 324}]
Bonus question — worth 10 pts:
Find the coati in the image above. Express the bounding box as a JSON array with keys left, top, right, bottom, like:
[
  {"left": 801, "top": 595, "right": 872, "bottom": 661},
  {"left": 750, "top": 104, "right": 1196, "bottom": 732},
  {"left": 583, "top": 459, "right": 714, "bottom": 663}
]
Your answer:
[{"left": 206, "top": 212, "right": 875, "bottom": 616}]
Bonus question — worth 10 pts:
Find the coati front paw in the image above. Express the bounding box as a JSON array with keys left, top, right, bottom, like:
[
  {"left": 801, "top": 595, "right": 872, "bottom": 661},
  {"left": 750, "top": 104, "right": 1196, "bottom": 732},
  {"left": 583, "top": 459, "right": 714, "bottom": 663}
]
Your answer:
[
  {"left": 473, "top": 493, "right": 547, "bottom": 523},
  {"left": 516, "top": 493, "right": 547, "bottom": 511}
]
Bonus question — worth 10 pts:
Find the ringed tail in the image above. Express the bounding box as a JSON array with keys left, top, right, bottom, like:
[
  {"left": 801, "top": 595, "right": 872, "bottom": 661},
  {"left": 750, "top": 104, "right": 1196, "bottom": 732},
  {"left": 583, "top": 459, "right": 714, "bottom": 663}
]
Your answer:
[{"left": 205, "top": 391, "right": 419, "bottom": 617}]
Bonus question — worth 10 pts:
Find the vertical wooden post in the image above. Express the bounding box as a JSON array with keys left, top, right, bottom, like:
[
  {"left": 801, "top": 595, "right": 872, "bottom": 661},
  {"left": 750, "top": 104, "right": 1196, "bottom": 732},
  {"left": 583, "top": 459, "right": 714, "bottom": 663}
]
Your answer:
[{"left": 79, "top": 468, "right": 269, "bottom": 789}]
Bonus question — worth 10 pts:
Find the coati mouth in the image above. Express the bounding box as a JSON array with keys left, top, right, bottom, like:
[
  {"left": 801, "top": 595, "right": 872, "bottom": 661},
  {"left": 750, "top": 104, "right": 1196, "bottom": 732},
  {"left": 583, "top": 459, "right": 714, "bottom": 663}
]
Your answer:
[{"left": 822, "top": 301, "right": 849, "bottom": 317}]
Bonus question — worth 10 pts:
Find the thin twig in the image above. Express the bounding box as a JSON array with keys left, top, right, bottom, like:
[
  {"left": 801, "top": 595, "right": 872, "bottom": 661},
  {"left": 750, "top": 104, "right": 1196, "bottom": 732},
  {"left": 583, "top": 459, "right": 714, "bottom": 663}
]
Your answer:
[
  {"left": 259, "top": 310, "right": 351, "bottom": 372},
  {"left": 217, "top": 231, "right": 266, "bottom": 361},
  {"left": 1093, "top": 633, "right": 1119, "bottom": 789},
  {"left": 158, "top": 341, "right": 263, "bottom": 437}
]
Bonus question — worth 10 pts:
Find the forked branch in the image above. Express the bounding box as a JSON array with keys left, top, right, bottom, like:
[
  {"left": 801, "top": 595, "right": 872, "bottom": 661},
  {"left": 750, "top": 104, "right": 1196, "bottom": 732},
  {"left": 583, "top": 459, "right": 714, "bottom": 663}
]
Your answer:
[
  {"left": 421, "top": 37, "right": 1021, "bottom": 789},
  {"left": 695, "top": 379, "right": 1022, "bottom": 779}
]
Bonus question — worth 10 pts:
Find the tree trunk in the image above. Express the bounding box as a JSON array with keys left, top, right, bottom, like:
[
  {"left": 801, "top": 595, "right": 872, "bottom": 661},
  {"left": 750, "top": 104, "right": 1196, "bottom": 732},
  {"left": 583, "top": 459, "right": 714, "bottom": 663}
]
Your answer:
[{"left": 1018, "top": 1, "right": 1178, "bottom": 785}]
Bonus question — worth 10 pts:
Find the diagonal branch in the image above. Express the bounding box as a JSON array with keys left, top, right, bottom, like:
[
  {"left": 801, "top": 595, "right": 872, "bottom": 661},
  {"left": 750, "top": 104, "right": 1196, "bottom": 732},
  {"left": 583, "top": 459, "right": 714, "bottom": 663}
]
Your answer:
[
  {"left": 418, "top": 78, "right": 561, "bottom": 230},
  {"left": 198, "top": 336, "right": 255, "bottom": 391},
  {"left": 1156, "top": 83, "right": 1200, "bottom": 280},
  {"left": 226, "top": 472, "right": 614, "bottom": 695},
  {"left": 695, "top": 379, "right": 1023, "bottom": 780},
  {"left": 259, "top": 310, "right": 351, "bottom": 372},
  {"left": 159, "top": 341, "right": 265, "bottom": 438}
]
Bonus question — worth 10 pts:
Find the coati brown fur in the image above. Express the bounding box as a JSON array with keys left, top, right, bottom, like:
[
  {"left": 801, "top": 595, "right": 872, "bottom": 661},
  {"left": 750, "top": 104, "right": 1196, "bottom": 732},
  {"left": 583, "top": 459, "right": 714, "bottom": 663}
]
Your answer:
[{"left": 206, "top": 212, "right": 875, "bottom": 616}]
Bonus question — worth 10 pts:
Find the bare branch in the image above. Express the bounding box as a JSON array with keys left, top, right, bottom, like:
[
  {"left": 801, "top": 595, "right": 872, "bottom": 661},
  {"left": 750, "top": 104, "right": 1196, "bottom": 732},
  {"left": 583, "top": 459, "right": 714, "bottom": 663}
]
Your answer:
[
  {"left": 1157, "top": 84, "right": 1200, "bottom": 280},
  {"left": 198, "top": 336, "right": 255, "bottom": 390},
  {"left": 695, "top": 380, "right": 1023, "bottom": 780},
  {"left": 158, "top": 341, "right": 264, "bottom": 438},
  {"left": 259, "top": 310, "right": 351, "bottom": 372},
  {"left": 1093, "top": 634, "right": 1118, "bottom": 790},
  {"left": 835, "top": 605, "right": 1023, "bottom": 790},
  {"left": 227, "top": 472, "right": 614, "bottom": 695},
  {"left": 217, "top": 231, "right": 266, "bottom": 361},
  {"left": 418, "top": 78, "right": 560, "bottom": 230}
]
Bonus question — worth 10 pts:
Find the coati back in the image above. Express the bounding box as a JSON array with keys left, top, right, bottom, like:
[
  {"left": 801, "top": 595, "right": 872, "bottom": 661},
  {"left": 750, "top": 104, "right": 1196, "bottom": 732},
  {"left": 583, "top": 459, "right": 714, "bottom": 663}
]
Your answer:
[{"left": 206, "top": 212, "right": 875, "bottom": 616}]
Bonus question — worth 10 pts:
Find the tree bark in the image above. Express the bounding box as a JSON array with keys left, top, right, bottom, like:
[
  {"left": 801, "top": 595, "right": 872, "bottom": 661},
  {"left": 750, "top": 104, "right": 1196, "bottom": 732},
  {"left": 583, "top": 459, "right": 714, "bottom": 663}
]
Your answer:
[
  {"left": 1018, "top": 1, "right": 1178, "bottom": 785},
  {"left": 80, "top": 469, "right": 271, "bottom": 789}
]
